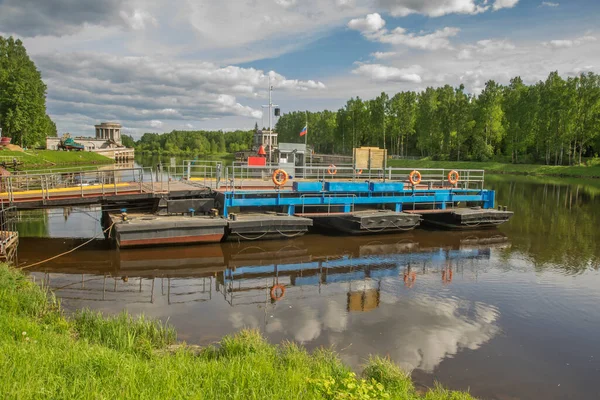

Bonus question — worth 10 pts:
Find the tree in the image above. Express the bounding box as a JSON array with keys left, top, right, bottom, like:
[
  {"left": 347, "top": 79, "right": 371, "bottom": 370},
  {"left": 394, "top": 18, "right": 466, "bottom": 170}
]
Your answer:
[
  {"left": 473, "top": 80, "right": 505, "bottom": 160},
  {"left": 0, "top": 36, "right": 55, "bottom": 147},
  {"left": 273, "top": 72, "right": 600, "bottom": 163},
  {"left": 388, "top": 91, "right": 417, "bottom": 157},
  {"left": 415, "top": 87, "right": 440, "bottom": 156},
  {"left": 121, "top": 134, "right": 135, "bottom": 148}
]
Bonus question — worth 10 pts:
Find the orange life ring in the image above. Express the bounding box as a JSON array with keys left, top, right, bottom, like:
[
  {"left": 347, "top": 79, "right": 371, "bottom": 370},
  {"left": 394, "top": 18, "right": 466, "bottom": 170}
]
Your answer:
[
  {"left": 272, "top": 169, "right": 289, "bottom": 186},
  {"left": 442, "top": 269, "right": 453, "bottom": 283},
  {"left": 403, "top": 271, "right": 416, "bottom": 288},
  {"left": 270, "top": 284, "right": 286, "bottom": 301},
  {"left": 409, "top": 170, "right": 421, "bottom": 185},
  {"left": 328, "top": 164, "right": 337, "bottom": 175},
  {"left": 448, "top": 170, "right": 460, "bottom": 185}
]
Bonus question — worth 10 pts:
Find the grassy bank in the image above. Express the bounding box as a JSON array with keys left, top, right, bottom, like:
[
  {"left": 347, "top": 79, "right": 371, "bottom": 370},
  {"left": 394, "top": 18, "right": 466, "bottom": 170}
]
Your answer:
[
  {"left": 387, "top": 159, "right": 600, "bottom": 179},
  {"left": 0, "top": 150, "right": 113, "bottom": 170},
  {"left": 0, "top": 264, "right": 473, "bottom": 399}
]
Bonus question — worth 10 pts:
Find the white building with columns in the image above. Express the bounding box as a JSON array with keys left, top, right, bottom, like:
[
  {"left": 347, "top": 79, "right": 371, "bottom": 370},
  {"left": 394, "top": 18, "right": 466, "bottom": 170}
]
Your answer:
[{"left": 46, "top": 122, "right": 134, "bottom": 160}]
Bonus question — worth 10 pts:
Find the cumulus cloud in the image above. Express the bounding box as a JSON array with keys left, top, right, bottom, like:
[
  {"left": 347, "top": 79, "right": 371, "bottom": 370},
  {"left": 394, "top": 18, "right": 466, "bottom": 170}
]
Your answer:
[
  {"left": 375, "top": 26, "right": 461, "bottom": 50},
  {"left": 348, "top": 13, "right": 460, "bottom": 51},
  {"left": 371, "top": 51, "right": 398, "bottom": 59},
  {"left": 377, "top": 0, "right": 490, "bottom": 17},
  {"left": 184, "top": 0, "right": 368, "bottom": 52},
  {"left": 543, "top": 36, "right": 597, "bottom": 49},
  {"left": 348, "top": 13, "right": 386, "bottom": 33},
  {"left": 35, "top": 52, "right": 325, "bottom": 135},
  {"left": 275, "top": 0, "right": 297, "bottom": 8},
  {"left": 120, "top": 9, "right": 158, "bottom": 31},
  {"left": 457, "top": 39, "right": 516, "bottom": 59},
  {"left": 353, "top": 64, "right": 423, "bottom": 83},
  {"left": 0, "top": 0, "right": 149, "bottom": 37},
  {"left": 493, "top": 0, "right": 520, "bottom": 11}
]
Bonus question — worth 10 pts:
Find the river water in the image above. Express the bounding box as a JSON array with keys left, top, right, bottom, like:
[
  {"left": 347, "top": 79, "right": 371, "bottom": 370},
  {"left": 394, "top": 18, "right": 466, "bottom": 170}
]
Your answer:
[{"left": 15, "top": 174, "right": 600, "bottom": 400}]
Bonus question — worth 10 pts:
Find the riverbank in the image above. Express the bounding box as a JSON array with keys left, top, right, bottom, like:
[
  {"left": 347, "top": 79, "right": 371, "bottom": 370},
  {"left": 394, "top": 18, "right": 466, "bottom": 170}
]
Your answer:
[
  {"left": 387, "top": 159, "right": 600, "bottom": 179},
  {"left": 1, "top": 150, "right": 113, "bottom": 170},
  {"left": 0, "top": 264, "right": 472, "bottom": 399}
]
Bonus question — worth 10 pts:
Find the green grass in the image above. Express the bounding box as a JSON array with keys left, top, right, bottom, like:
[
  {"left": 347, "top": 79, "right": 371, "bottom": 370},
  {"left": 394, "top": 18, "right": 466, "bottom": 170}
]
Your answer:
[
  {"left": 0, "top": 264, "right": 475, "bottom": 400},
  {"left": 387, "top": 159, "right": 600, "bottom": 179},
  {"left": 0, "top": 150, "right": 113, "bottom": 170}
]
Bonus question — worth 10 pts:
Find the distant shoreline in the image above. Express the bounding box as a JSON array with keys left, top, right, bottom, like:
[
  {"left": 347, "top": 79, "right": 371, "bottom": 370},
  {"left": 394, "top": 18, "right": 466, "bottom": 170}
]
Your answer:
[{"left": 387, "top": 159, "right": 600, "bottom": 180}]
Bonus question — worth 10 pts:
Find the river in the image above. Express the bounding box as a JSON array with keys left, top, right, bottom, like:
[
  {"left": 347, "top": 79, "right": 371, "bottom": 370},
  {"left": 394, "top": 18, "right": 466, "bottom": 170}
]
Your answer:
[{"left": 14, "top": 174, "right": 600, "bottom": 400}]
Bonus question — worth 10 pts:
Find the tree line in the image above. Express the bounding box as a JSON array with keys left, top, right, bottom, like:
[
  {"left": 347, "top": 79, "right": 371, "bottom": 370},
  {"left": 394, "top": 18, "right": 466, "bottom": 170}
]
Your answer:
[
  {"left": 134, "top": 129, "right": 253, "bottom": 155},
  {"left": 275, "top": 72, "right": 600, "bottom": 165},
  {"left": 0, "top": 36, "right": 56, "bottom": 147}
]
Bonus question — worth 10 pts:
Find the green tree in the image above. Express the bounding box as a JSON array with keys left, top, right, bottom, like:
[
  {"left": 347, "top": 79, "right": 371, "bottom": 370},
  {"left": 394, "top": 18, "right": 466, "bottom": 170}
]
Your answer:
[
  {"left": 0, "top": 36, "right": 55, "bottom": 147},
  {"left": 473, "top": 80, "right": 505, "bottom": 160},
  {"left": 121, "top": 134, "right": 136, "bottom": 148}
]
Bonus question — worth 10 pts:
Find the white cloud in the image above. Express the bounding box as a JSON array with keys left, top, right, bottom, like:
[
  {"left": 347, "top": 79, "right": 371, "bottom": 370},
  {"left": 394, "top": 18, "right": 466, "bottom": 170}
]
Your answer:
[
  {"left": 119, "top": 9, "right": 158, "bottom": 31},
  {"left": 377, "top": 0, "right": 490, "bottom": 17},
  {"left": 541, "top": 1, "right": 559, "bottom": 7},
  {"left": 458, "top": 39, "right": 516, "bottom": 59},
  {"left": 35, "top": 52, "right": 325, "bottom": 135},
  {"left": 543, "top": 36, "right": 597, "bottom": 49},
  {"left": 275, "top": 0, "right": 297, "bottom": 8},
  {"left": 353, "top": 64, "right": 423, "bottom": 83},
  {"left": 375, "top": 26, "right": 460, "bottom": 50},
  {"left": 371, "top": 51, "right": 397, "bottom": 59},
  {"left": 149, "top": 120, "right": 163, "bottom": 128},
  {"left": 348, "top": 13, "right": 386, "bottom": 33},
  {"left": 348, "top": 13, "right": 460, "bottom": 51},
  {"left": 184, "top": 0, "right": 368, "bottom": 52},
  {"left": 493, "top": 0, "right": 520, "bottom": 11}
]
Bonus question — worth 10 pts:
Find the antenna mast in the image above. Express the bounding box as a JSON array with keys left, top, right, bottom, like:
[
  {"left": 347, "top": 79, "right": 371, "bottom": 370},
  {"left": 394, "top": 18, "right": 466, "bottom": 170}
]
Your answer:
[{"left": 261, "top": 74, "right": 278, "bottom": 165}]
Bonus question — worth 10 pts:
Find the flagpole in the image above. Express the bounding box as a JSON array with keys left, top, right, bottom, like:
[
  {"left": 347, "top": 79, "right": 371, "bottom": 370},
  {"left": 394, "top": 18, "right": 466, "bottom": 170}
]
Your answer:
[{"left": 305, "top": 110, "right": 308, "bottom": 147}]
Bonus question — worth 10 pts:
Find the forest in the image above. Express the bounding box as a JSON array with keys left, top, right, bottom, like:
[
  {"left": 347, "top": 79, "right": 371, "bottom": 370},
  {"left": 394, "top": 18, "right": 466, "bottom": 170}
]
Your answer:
[
  {"left": 0, "top": 36, "right": 56, "bottom": 147},
  {"left": 275, "top": 72, "right": 600, "bottom": 165},
  {"left": 134, "top": 129, "right": 253, "bottom": 155}
]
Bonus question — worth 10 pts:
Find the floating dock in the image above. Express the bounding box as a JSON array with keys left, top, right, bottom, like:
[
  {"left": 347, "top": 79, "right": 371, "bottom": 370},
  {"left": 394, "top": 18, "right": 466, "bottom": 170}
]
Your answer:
[
  {"left": 307, "top": 210, "right": 421, "bottom": 235},
  {"left": 81, "top": 165, "right": 514, "bottom": 247},
  {"left": 408, "top": 208, "right": 514, "bottom": 229},
  {"left": 225, "top": 212, "right": 312, "bottom": 241},
  {"left": 108, "top": 213, "right": 227, "bottom": 248}
]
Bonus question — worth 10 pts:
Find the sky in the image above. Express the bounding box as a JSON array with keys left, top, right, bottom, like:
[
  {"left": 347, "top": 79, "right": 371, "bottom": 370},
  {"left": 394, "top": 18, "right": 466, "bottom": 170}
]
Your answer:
[{"left": 0, "top": 0, "right": 598, "bottom": 138}]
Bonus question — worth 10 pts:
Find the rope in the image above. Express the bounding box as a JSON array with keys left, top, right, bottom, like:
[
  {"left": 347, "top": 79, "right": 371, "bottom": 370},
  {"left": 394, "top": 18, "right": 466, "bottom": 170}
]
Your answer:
[
  {"left": 275, "top": 229, "right": 306, "bottom": 238},
  {"left": 18, "top": 222, "right": 116, "bottom": 270},
  {"left": 233, "top": 231, "right": 269, "bottom": 241},
  {"left": 233, "top": 228, "right": 305, "bottom": 241},
  {"left": 360, "top": 219, "right": 419, "bottom": 233}
]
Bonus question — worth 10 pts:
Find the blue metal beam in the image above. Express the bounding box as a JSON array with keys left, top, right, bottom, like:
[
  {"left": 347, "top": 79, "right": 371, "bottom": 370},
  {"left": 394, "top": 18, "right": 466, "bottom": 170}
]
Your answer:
[{"left": 221, "top": 187, "right": 494, "bottom": 217}]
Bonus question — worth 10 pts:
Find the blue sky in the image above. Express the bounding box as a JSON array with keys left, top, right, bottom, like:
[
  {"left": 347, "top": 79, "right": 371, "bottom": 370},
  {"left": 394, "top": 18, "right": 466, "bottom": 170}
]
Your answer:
[{"left": 0, "top": 0, "right": 598, "bottom": 137}]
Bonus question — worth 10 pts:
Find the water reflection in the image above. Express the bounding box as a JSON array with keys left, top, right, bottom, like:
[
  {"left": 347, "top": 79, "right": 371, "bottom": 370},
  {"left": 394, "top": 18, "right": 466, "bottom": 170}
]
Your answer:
[
  {"left": 489, "top": 175, "right": 600, "bottom": 272},
  {"left": 25, "top": 230, "right": 505, "bottom": 374}
]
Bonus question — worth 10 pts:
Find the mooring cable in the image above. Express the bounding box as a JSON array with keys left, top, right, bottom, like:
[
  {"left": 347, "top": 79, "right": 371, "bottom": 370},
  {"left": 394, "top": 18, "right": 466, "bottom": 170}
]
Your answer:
[{"left": 18, "top": 222, "right": 116, "bottom": 270}]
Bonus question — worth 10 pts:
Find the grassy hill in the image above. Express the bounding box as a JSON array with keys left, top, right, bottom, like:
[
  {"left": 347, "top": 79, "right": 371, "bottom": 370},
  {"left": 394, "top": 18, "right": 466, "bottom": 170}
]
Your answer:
[{"left": 0, "top": 150, "right": 113, "bottom": 170}]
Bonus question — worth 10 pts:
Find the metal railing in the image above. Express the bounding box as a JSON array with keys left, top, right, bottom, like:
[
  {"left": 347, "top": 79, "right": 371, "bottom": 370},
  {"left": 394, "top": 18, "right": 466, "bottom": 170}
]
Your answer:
[
  {"left": 0, "top": 166, "right": 154, "bottom": 204},
  {"left": 225, "top": 164, "right": 485, "bottom": 190},
  {"left": 0, "top": 206, "right": 18, "bottom": 263},
  {"left": 0, "top": 161, "right": 487, "bottom": 205}
]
